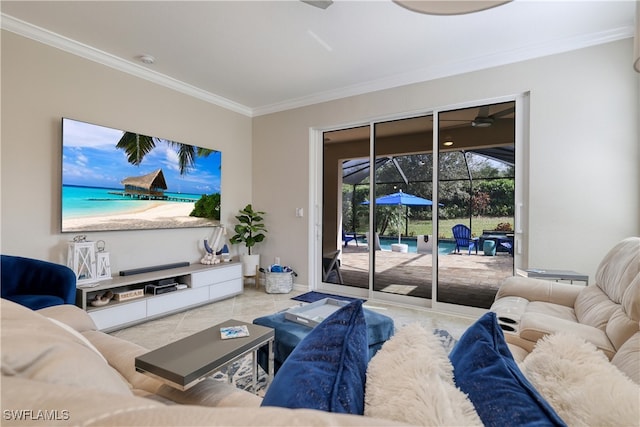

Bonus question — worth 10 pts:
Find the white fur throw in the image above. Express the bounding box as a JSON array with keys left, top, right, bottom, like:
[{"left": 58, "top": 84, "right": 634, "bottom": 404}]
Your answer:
[
  {"left": 521, "top": 333, "right": 640, "bottom": 427},
  {"left": 364, "top": 323, "right": 481, "bottom": 426}
]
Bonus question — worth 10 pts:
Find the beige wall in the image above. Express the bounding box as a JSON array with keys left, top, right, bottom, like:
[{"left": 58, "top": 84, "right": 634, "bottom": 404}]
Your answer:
[
  {"left": 1, "top": 31, "right": 253, "bottom": 271},
  {"left": 2, "top": 30, "right": 638, "bottom": 287},
  {"left": 253, "top": 39, "right": 639, "bottom": 286}
]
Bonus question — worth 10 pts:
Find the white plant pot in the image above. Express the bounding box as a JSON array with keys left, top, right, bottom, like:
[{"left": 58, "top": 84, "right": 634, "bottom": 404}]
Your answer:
[{"left": 241, "top": 254, "right": 260, "bottom": 277}]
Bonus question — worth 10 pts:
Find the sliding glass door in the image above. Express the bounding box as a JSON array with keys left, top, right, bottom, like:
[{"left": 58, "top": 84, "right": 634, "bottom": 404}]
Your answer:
[{"left": 318, "top": 98, "right": 521, "bottom": 310}]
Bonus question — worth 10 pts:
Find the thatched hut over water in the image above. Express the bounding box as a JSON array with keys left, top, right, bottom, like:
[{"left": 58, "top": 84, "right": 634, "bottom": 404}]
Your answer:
[{"left": 121, "top": 169, "right": 168, "bottom": 199}]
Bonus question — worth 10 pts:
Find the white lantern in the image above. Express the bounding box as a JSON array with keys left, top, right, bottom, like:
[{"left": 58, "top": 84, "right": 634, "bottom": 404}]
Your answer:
[
  {"left": 96, "top": 251, "right": 111, "bottom": 280},
  {"left": 67, "top": 237, "right": 97, "bottom": 285}
]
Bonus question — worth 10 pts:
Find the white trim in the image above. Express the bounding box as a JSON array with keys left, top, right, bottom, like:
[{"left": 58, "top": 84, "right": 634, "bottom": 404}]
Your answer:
[
  {"left": 252, "top": 27, "right": 632, "bottom": 116},
  {"left": 0, "top": 14, "right": 253, "bottom": 117},
  {"left": 2, "top": 13, "right": 632, "bottom": 118}
]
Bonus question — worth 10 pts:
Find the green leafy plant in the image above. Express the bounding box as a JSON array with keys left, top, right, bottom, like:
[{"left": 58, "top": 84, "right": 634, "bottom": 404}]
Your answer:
[
  {"left": 229, "top": 204, "right": 267, "bottom": 255},
  {"left": 190, "top": 193, "right": 221, "bottom": 220}
]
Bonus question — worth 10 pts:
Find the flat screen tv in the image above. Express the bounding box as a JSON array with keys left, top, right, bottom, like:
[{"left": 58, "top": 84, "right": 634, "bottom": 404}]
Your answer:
[{"left": 61, "top": 118, "right": 222, "bottom": 233}]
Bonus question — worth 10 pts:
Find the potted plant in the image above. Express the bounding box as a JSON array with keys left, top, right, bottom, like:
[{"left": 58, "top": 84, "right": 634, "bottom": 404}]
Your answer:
[{"left": 230, "top": 204, "right": 267, "bottom": 277}]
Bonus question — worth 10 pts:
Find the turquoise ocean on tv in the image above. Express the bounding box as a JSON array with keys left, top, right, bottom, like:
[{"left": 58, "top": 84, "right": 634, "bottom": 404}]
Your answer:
[{"left": 62, "top": 185, "right": 201, "bottom": 219}]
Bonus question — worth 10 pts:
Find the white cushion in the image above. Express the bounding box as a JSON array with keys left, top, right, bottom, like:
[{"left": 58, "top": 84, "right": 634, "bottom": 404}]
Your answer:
[
  {"left": 364, "top": 323, "right": 481, "bottom": 426},
  {"left": 521, "top": 332, "right": 640, "bottom": 426}
]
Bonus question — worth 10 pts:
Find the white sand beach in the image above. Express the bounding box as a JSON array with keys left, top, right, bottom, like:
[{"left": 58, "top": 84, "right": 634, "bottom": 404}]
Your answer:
[{"left": 63, "top": 202, "right": 218, "bottom": 232}]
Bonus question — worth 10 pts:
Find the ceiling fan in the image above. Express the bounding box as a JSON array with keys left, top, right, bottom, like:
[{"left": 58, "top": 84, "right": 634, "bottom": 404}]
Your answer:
[
  {"left": 471, "top": 106, "right": 515, "bottom": 128},
  {"left": 301, "top": 0, "right": 333, "bottom": 9}
]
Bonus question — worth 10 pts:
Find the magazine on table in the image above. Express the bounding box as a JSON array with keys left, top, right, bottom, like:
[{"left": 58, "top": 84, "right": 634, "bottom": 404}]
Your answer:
[{"left": 220, "top": 325, "right": 250, "bottom": 339}]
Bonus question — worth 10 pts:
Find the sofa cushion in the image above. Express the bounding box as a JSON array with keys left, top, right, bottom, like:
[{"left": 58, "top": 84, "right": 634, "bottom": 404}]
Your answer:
[
  {"left": 365, "top": 323, "right": 481, "bottom": 426},
  {"left": 611, "top": 330, "right": 640, "bottom": 384},
  {"left": 521, "top": 332, "right": 640, "bottom": 426},
  {"left": 622, "top": 273, "right": 640, "bottom": 321},
  {"left": 525, "top": 301, "right": 577, "bottom": 322},
  {"left": 261, "top": 300, "right": 368, "bottom": 414},
  {"left": 519, "top": 312, "right": 616, "bottom": 359},
  {"left": 605, "top": 307, "right": 640, "bottom": 352},
  {"left": 449, "top": 312, "right": 566, "bottom": 427},
  {"left": 595, "top": 237, "right": 639, "bottom": 309},
  {"left": 0, "top": 299, "right": 132, "bottom": 396},
  {"left": 574, "top": 284, "right": 619, "bottom": 330}
]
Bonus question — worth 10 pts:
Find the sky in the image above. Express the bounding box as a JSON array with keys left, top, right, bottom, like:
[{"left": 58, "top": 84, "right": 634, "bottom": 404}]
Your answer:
[{"left": 61, "top": 118, "right": 222, "bottom": 195}]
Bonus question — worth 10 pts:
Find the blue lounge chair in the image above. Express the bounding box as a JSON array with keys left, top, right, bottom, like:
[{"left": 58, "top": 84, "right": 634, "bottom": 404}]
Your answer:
[
  {"left": 452, "top": 224, "right": 479, "bottom": 255},
  {"left": 342, "top": 229, "right": 364, "bottom": 247}
]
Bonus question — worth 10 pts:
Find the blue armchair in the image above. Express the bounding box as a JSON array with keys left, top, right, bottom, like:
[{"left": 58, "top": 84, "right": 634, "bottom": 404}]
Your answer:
[
  {"left": 452, "top": 224, "right": 479, "bottom": 255},
  {"left": 1, "top": 255, "right": 77, "bottom": 310}
]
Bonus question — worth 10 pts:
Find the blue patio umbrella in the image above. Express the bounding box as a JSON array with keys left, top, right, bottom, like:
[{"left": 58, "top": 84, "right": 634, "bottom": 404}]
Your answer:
[
  {"left": 362, "top": 190, "right": 440, "bottom": 243},
  {"left": 362, "top": 191, "right": 435, "bottom": 207}
]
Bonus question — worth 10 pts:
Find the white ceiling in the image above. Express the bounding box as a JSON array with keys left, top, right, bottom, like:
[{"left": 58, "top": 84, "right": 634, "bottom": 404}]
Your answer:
[{"left": 1, "top": 1, "right": 635, "bottom": 117}]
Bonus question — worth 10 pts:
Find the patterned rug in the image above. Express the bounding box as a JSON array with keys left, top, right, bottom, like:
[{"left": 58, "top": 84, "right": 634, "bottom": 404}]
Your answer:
[{"left": 210, "top": 328, "right": 457, "bottom": 396}]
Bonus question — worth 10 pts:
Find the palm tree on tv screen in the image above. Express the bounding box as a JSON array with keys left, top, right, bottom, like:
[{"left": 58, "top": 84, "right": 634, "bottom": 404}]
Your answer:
[{"left": 116, "top": 132, "right": 214, "bottom": 175}]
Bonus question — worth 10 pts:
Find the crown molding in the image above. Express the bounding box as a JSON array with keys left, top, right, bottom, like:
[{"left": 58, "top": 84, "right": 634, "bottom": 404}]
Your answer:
[
  {"left": 2, "top": 13, "right": 633, "bottom": 118},
  {"left": 0, "top": 13, "right": 253, "bottom": 117},
  {"left": 252, "top": 25, "right": 633, "bottom": 116}
]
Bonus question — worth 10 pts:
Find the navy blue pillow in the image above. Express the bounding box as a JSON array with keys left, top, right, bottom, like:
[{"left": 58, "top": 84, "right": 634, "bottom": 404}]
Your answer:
[
  {"left": 449, "top": 312, "right": 566, "bottom": 427},
  {"left": 261, "top": 300, "right": 368, "bottom": 414}
]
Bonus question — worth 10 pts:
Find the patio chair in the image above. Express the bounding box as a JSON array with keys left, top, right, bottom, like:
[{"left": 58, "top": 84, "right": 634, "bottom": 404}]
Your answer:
[
  {"left": 452, "top": 224, "right": 479, "bottom": 255},
  {"left": 342, "top": 229, "right": 360, "bottom": 247},
  {"left": 322, "top": 250, "right": 343, "bottom": 284}
]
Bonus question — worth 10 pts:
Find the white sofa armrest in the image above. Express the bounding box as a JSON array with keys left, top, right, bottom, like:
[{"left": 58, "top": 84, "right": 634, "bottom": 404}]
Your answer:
[
  {"left": 520, "top": 312, "right": 616, "bottom": 359},
  {"left": 495, "top": 276, "right": 581, "bottom": 307},
  {"left": 37, "top": 303, "right": 98, "bottom": 332}
]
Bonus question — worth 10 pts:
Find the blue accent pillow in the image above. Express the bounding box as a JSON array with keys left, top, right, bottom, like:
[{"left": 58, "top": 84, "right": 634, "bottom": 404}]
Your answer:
[
  {"left": 449, "top": 312, "right": 566, "bottom": 427},
  {"left": 261, "top": 300, "right": 368, "bottom": 414}
]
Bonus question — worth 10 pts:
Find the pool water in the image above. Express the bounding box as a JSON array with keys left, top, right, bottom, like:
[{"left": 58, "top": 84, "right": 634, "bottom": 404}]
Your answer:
[{"left": 360, "top": 236, "right": 455, "bottom": 254}]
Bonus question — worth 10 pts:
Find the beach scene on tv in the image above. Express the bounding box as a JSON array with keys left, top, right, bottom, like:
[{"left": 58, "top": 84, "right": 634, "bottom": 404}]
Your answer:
[{"left": 62, "top": 118, "right": 222, "bottom": 232}]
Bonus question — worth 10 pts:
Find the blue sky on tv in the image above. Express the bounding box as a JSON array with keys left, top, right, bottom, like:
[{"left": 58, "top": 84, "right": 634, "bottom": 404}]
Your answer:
[{"left": 62, "top": 119, "right": 221, "bottom": 195}]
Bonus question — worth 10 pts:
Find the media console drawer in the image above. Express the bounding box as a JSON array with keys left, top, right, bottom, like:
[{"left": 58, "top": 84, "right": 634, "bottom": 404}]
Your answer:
[
  {"left": 90, "top": 300, "right": 147, "bottom": 331},
  {"left": 188, "top": 263, "right": 242, "bottom": 288},
  {"left": 147, "top": 287, "right": 209, "bottom": 316}
]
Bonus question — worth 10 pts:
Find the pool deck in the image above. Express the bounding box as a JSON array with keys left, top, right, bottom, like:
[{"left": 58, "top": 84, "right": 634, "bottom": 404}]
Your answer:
[{"left": 338, "top": 243, "right": 513, "bottom": 309}]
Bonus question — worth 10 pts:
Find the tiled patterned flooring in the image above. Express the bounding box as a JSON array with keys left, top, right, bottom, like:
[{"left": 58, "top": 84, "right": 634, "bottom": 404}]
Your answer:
[{"left": 111, "top": 286, "right": 475, "bottom": 350}]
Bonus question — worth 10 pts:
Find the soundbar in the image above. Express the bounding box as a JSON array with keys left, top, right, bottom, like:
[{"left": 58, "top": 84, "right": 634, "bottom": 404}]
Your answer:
[{"left": 119, "top": 262, "right": 190, "bottom": 276}]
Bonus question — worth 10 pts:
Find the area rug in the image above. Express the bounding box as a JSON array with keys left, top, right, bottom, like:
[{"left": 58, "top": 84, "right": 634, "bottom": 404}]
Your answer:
[
  {"left": 210, "top": 354, "right": 269, "bottom": 396},
  {"left": 210, "top": 328, "right": 457, "bottom": 396},
  {"left": 291, "top": 291, "right": 366, "bottom": 303}
]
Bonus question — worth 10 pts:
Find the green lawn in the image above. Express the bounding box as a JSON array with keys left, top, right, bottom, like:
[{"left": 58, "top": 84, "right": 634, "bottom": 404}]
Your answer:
[{"left": 371, "top": 216, "right": 513, "bottom": 239}]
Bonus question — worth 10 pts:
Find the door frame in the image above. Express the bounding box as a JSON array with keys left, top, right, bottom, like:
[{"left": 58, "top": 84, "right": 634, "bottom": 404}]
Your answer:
[{"left": 309, "top": 92, "right": 529, "bottom": 316}]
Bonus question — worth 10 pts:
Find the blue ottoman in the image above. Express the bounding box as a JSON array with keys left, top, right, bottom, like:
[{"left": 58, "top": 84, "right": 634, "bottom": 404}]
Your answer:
[{"left": 254, "top": 307, "right": 395, "bottom": 374}]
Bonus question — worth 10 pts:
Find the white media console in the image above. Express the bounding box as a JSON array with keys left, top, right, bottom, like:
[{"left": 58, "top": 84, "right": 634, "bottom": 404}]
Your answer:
[{"left": 75, "top": 261, "right": 243, "bottom": 332}]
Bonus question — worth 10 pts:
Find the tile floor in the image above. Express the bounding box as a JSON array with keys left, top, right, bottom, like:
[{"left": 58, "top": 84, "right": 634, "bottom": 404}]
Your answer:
[{"left": 111, "top": 286, "right": 476, "bottom": 350}]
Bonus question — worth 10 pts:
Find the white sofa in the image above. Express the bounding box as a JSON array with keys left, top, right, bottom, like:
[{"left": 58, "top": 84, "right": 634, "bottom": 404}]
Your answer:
[
  {"left": 3, "top": 231, "right": 639, "bottom": 427},
  {"left": 1, "top": 299, "right": 408, "bottom": 426},
  {"left": 491, "top": 237, "right": 639, "bottom": 376}
]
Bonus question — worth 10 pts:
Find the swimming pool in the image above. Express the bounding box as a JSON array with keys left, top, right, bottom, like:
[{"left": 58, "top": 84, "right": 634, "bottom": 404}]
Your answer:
[{"left": 372, "top": 236, "right": 455, "bottom": 254}]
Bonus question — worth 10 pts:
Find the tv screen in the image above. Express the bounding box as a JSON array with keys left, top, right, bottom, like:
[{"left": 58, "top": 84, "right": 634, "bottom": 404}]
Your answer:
[{"left": 61, "top": 118, "right": 222, "bottom": 233}]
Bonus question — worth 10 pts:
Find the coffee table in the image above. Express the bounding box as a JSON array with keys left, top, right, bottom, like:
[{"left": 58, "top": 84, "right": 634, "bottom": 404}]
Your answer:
[{"left": 135, "top": 319, "right": 274, "bottom": 392}]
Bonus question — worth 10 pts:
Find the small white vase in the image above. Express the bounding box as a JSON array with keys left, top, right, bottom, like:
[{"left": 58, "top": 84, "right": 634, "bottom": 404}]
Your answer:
[{"left": 241, "top": 254, "right": 260, "bottom": 277}]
